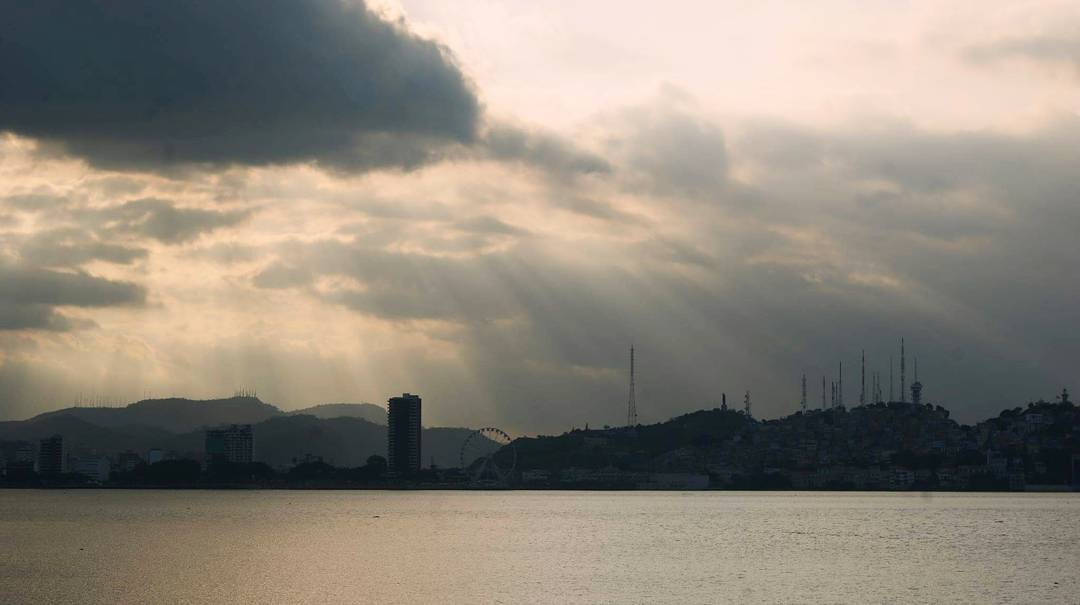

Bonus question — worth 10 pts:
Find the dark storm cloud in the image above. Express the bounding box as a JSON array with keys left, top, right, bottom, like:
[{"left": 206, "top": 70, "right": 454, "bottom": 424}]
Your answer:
[
  {"left": 19, "top": 228, "right": 148, "bottom": 268},
  {"left": 0, "top": 263, "right": 146, "bottom": 331},
  {"left": 92, "top": 198, "right": 251, "bottom": 244},
  {"left": 0, "top": 0, "right": 480, "bottom": 171},
  {"left": 252, "top": 262, "right": 315, "bottom": 290},
  {"left": 481, "top": 125, "right": 611, "bottom": 176}
]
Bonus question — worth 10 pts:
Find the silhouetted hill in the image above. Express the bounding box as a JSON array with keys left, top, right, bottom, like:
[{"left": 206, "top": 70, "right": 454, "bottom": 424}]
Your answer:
[
  {"left": 29, "top": 396, "right": 280, "bottom": 433},
  {"left": 288, "top": 403, "right": 386, "bottom": 424},
  {"left": 0, "top": 415, "right": 196, "bottom": 458},
  {"left": 512, "top": 408, "right": 751, "bottom": 471}
]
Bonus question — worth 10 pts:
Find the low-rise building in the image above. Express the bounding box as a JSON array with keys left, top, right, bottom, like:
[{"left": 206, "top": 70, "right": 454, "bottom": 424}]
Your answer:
[{"left": 73, "top": 457, "right": 111, "bottom": 483}]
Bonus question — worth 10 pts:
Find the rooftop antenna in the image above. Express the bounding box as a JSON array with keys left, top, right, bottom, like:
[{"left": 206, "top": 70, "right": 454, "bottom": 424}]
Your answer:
[
  {"left": 626, "top": 346, "right": 637, "bottom": 427},
  {"left": 801, "top": 373, "right": 807, "bottom": 413},
  {"left": 860, "top": 350, "right": 866, "bottom": 407}
]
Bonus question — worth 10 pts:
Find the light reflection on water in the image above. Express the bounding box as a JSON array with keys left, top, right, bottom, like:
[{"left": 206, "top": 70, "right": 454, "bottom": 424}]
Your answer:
[{"left": 1, "top": 490, "right": 1078, "bottom": 604}]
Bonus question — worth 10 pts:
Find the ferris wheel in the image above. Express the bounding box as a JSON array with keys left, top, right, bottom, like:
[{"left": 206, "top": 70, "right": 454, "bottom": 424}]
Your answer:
[{"left": 459, "top": 427, "right": 516, "bottom": 486}]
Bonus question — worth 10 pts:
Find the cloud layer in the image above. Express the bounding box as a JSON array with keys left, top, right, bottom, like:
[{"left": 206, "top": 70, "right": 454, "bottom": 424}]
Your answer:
[
  {"left": 0, "top": 1, "right": 1077, "bottom": 432},
  {"left": 0, "top": 0, "right": 480, "bottom": 171}
]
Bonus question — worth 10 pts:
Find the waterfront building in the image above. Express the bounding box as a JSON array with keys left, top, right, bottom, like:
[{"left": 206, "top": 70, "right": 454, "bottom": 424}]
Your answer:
[
  {"left": 205, "top": 424, "right": 254, "bottom": 466},
  {"left": 38, "top": 435, "right": 65, "bottom": 475},
  {"left": 387, "top": 393, "right": 422, "bottom": 475},
  {"left": 115, "top": 450, "right": 143, "bottom": 472},
  {"left": 73, "top": 457, "right": 111, "bottom": 483},
  {"left": 4, "top": 441, "right": 35, "bottom": 476}
]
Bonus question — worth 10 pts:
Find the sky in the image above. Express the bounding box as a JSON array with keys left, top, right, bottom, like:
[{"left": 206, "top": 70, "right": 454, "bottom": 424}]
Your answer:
[{"left": 0, "top": 0, "right": 1078, "bottom": 432}]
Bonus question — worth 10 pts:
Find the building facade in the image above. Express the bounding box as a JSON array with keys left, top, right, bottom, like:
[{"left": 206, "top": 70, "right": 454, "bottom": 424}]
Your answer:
[
  {"left": 73, "top": 457, "right": 111, "bottom": 483},
  {"left": 387, "top": 393, "right": 422, "bottom": 475},
  {"left": 38, "top": 435, "right": 65, "bottom": 475},
  {"left": 205, "top": 424, "right": 254, "bottom": 466}
]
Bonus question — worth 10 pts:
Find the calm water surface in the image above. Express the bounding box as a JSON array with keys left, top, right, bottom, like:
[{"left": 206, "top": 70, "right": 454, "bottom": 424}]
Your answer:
[{"left": 1, "top": 490, "right": 1078, "bottom": 604}]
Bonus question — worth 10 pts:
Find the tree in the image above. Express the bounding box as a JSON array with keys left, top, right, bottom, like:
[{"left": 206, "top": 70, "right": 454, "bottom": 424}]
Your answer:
[{"left": 365, "top": 455, "right": 387, "bottom": 476}]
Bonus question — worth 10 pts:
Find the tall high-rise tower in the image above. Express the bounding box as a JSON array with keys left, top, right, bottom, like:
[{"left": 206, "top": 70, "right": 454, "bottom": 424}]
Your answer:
[
  {"left": 860, "top": 350, "right": 866, "bottom": 407},
  {"left": 801, "top": 373, "right": 807, "bottom": 413},
  {"left": 388, "top": 393, "right": 422, "bottom": 475},
  {"left": 900, "top": 338, "right": 907, "bottom": 403},
  {"left": 626, "top": 346, "right": 637, "bottom": 427}
]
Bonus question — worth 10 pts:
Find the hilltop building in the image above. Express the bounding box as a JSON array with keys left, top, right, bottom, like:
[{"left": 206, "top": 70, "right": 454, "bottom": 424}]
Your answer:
[
  {"left": 38, "top": 435, "right": 65, "bottom": 475},
  {"left": 388, "top": 393, "right": 422, "bottom": 475},
  {"left": 911, "top": 359, "right": 923, "bottom": 405},
  {"left": 205, "top": 424, "right": 254, "bottom": 466}
]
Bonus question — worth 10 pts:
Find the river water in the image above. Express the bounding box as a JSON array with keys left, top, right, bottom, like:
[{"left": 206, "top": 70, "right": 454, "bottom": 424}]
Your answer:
[{"left": 1, "top": 490, "right": 1077, "bottom": 603}]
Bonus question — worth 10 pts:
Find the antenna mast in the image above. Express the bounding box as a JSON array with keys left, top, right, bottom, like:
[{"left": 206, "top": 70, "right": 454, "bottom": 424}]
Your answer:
[
  {"left": 900, "top": 338, "right": 907, "bottom": 403},
  {"left": 838, "top": 361, "right": 843, "bottom": 408},
  {"left": 626, "top": 346, "right": 637, "bottom": 427},
  {"left": 800, "top": 373, "right": 807, "bottom": 413},
  {"left": 889, "top": 355, "right": 894, "bottom": 402},
  {"left": 860, "top": 350, "right": 866, "bottom": 407}
]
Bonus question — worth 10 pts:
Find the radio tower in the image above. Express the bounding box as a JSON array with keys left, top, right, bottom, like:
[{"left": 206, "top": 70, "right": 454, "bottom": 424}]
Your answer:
[
  {"left": 900, "top": 338, "right": 907, "bottom": 403},
  {"left": 821, "top": 375, "right": 827, "bottom": 409},
  {"left": 889, "top": 355, "right": 894, "bottom": 402},
  {"left": 744, "top": 390, "right": 752, "bottom": 418},
  {"left": 860, "top": 350, "right": 866, "bottom": 407},
  {"left": 626, "top": 346, "right": 637, "bottom": 427},
  {"left": 838, "top": 361, "right": 843, "bottom": 408},
  {"left": 801, "top": 373, "right": 807, "bottom": 413}
]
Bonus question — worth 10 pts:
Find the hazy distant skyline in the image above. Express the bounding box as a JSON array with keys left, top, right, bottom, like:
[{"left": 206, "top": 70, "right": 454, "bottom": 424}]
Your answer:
[{"left": 1, "top": 0, "right": 1078, "bottom": 432}]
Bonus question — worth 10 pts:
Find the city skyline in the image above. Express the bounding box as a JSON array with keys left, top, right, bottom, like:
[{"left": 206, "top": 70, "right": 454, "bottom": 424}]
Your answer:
[{"left": 1, "top": 1, "right": 1079, "bottom": 435}]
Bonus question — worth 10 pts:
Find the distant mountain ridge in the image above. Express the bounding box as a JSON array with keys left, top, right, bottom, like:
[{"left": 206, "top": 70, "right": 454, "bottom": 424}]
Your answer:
[
  {"left": 288, "top": 403, "right": 386, "bottom": 425},
  {"left": 29, "top": 396, "right": 280, "bottom": 433},
  {"left": 1, "top": 396, "right": 480, "bottom": 468},
  {"left": 24, "top": 397, "right": 388, "bottom": 434}
]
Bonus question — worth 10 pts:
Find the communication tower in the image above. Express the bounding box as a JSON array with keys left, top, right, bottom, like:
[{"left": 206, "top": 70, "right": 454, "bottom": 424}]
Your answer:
[
  {"left": 860, "top": 350, "right": 866, "bottom": 407},
  {"left": 838, "top": 361, "right": 844, "bottom": 408},
  {"left": 889, "top": 356, "right": 894, "bottom": 402},
  {"left": 626, "top": 346, "right": 637, "bottom": 427},
  {"left": 900, "top": 338, "right": 907, "bottom": 403}
]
